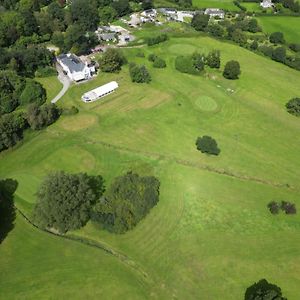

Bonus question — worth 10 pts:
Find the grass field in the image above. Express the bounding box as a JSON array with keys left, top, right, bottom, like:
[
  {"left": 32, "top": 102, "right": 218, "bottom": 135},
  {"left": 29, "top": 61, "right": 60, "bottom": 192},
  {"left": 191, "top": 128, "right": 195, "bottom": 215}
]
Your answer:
[
  {"left": 257, "top": 16, "right": 300, "bottom": 44},
  {"left": 1, "top": 24, "right": 300, "bottom": 299},
  {"left": 36, "top": 75, "right": 62, "bottom": 102},
  {"left": 192, "top": 0, "right": 237, "bottom": 10}
]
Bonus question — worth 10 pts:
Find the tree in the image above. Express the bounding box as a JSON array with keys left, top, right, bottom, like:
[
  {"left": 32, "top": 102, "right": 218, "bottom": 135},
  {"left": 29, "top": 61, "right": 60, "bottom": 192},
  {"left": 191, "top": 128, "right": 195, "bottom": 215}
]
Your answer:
[
  {"left": 19, "top": 79, "right": 46, "bottom": 106},
  {"left": 0, "top": 178, "right": 17, "bottom": 244},
  {"left": 33, "top": 171, "right": 104, "bottom": 233},
  {"left": 206, "top": 50, "right": 221, "bottom": 69},
  {"left": 245, "top": 279, "right": 287, "bottom": 300},
  {"left": 70, "top": 0, "right": 99, "bottom": 31},
  {"left": 247, "top": 18, "right": 260, "bottom": 33},
  {"left": 231, "top": 29, "right": 247, "bottom": 46},
  {"left": 153, "top": 57, "right": 166, "bottom": 68},
  {"left": 175, "top": 55, "right": 201, "bottom": 75},
  {"left": 98, "top": 6, "right": 118, "bottom": 25},
  {"left": 195, "top": 135, "right": 220, "bottom": 155},
  {"left": 269, "top": 32, "right": 285, "bottom": 44},
  {"left": 0, "top": 113, "right": 26, "bottom": 152},
  {"left": 26, "top": 103, "right": 60, "bottom": 130},
  {"left": 286, "top": 97, "right": 300, "bottom": 116},
  {"left": 142, "top": 0, "right": 153, "bottom": 10},
  {"left": 272, "top": 47, "right": 286, "bottom": 63},
  {"left": 250, "top": 40, "right": 258, "bottom": 51},
  {"left": 91, "top": 172, "right": 160, "bottom": 233},
  {"left": 129, "top": 63, "right": 151, "bottom": 83},
  {"left": 98, "top": 48, "right": 125, "bottom": 73},
  {"left": 191, "top": 14, "right": 210, "bottom": 31},
  {"left": 208, "top": 23, "right": 225, "bottom": 38},
  {"left": 0, "top": 71, "right": 25, "bottom": 115},
  {"left": 111, "top": 0, "right": 131, "bottom": 17},
  {"left": 267, "top": 201, "right": 280, "bottom": 214},
  {"left": 223, "top": 60, "right": 241, "bottom": 80}
]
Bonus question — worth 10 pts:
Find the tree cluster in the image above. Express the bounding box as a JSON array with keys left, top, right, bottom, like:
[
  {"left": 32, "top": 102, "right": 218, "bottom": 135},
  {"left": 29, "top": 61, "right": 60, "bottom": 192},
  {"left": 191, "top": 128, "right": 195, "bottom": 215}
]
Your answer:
[
  {"left": 129, "top": 63, "right": 151, "bottom": 83},
  {"left": 91, "top": 172, "right": 160, "bottom": 233},
  {"left": 175, "top": 50, "right": 221, "bottom": 75},
  {"left": 195, "top": 136, "right": 220, "bottom": 156},
  {"left": 268, "top": 200, "right": 297, "bottom": 215}
]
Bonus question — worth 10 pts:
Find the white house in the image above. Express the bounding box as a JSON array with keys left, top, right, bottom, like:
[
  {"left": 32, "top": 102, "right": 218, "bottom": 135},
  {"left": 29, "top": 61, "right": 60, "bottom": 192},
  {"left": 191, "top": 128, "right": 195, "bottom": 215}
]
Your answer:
[
  {"left": 204, "top": 8, "right": 225, "bottom": 19},
  {"left": 260, "top": 0, "right": 273, "bottom": 8},
  {"left": 81, "top": 81, "right": 119, "bottom": 102},
  {"left": 141, "top": 9, "right": 157, "bottom": 18},
  {"left": 57, "top": 53, "right": 95, "bottom": 82},
  {"left": 177, "top": 11, "right": 195, "bottom": 22}
]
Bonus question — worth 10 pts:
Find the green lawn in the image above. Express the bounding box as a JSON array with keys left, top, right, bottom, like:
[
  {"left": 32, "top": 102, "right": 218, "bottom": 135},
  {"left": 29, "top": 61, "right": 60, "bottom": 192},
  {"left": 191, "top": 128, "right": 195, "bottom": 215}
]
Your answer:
[
  {"left": 257, "top": 16, "right": 300, "bottom": 44},
  {"left": 36, "top": 75, "right": 62, "bottom": 102},
  {"left": 192, "top": 0, "right": 237, "bottom": 10},
  {"left": 1, "top": 27, "right": 300, "bottom": 299}
]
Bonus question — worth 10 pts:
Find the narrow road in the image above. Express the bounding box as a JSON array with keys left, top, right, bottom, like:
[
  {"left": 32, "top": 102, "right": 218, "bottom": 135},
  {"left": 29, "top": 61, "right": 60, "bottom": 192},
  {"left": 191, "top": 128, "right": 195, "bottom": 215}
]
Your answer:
[{"left": 50, "top": 64, "right": 71, "bottom": 103}]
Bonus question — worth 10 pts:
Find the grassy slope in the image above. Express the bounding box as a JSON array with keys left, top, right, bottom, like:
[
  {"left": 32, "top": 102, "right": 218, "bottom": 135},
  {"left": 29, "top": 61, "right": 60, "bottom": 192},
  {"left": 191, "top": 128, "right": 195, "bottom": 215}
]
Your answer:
[
  {"left": 1, "top": 28, "right": 300, "bottom": 299},
  {"left": 36, "top": 75, "right": 62, "bottom": 102},
  {"left": 257, "top": 16, "right": 300, "bottom": 43},
  {"left": 0, "top": 215, "right": 150, "bottom": 299}
]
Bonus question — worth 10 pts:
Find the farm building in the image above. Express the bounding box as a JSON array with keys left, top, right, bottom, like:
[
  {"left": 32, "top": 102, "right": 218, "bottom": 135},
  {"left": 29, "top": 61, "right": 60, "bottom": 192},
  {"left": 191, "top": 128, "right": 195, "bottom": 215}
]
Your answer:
[
  {"left": 57, "top": 53, "right": 95, "bottom": 82},
  {"left": 81, "top": 81, "right": 119, "bottom": 103},
  {"left": 204, "top": 8, "right": 225, "bottom": 19}
]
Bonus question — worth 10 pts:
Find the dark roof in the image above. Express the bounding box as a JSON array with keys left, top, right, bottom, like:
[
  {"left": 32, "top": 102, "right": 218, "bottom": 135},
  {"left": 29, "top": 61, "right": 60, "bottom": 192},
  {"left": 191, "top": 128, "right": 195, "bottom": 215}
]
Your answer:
[{"left": 58, "top": 54, "right": 85, "bottom": 73}]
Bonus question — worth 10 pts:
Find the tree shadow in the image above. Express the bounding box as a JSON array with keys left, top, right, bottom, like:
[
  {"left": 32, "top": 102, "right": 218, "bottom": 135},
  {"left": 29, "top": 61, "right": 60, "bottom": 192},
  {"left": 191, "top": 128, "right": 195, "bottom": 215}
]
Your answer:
[{"left": 0, "top": 178, "right": 18, "bottom": 244}]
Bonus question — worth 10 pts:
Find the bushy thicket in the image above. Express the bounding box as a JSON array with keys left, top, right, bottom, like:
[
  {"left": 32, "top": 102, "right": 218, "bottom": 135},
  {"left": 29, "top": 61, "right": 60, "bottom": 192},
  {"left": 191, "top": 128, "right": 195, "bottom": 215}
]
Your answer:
[
  {"left": 19, "top": 79, "right": 46, "bottom": 106},
  {"left": 223, "top": 60, "right": 241, "bottom": 80},
  {"left": 91, "top": 172, "right": 160, "bottom": 233},
  {"left": 98, "top": 48, "right": 126, "bottom": 73},
  {"left": 146, "top": 34, "right": 168, "bottom": 46},
  {"left": 195, "top": 136, "right": 220, "bottom": 156},
  {"left": 286, "top": 97, "right": 300, "bottom": 116},
  {"left": 267, "top": 200, "right": 297, "bottom": 215},
  {"left": 245, "top": 279, "right": 287, "bottom": 300},
  {"left": 0, "top": 112, "right": 26, "bottom": 152},
  {"left": 33, "top": 171, "right": 105, "bottom": 233},
  {"left": 26, "top": 103, "right": 60, "bottom": 130},
  {"left": 129, "top": 63, "right": 151, "bottom": 83}
]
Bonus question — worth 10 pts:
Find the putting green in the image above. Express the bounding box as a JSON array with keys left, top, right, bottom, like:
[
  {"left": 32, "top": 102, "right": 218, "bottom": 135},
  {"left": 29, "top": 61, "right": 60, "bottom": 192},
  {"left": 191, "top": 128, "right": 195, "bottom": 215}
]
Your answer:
[{"left": 194, "top": 96, "right": 218, "bottom": 112}]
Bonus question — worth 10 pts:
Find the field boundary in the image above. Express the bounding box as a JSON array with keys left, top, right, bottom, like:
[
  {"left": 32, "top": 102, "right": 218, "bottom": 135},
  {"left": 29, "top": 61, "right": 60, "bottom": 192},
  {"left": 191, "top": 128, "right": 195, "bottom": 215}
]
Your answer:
[{"left": 81, "top": 138, "right": 297, "bottom": 191}]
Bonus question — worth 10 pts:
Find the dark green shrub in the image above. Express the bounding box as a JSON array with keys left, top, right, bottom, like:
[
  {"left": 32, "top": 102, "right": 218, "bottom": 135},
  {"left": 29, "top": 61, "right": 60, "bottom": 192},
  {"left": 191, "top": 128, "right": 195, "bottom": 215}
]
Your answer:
[
  {"left": 281, "top": 201, "right": 296, "bottom": 214},
  {"left": 98, "top": 48, "right": 126, "bottom": 73},
  {"left": 175, "top": 55, "right": 200, "bottom": 75},
  {"left": 205, "top": 50, "right": 221, "bottom": 69},
  {"left": 195, "top": 135, "right": 220, "bottom": 156},
  {"left": 191, "top": 14, "right": 209, "bottom": 31},
  {"left": 129, "top": 63, "right": 151, "bottom": 83},
  {"left": 269, "top": 32, "right": 285, "bottom": 44},
  {"left": 223, "top": 60, "right": 241, "bottom": 80},
  {"left": 245, "top": 279, "right": 287, "bottom": 300},
  {"left": 286, "top": 98, "right": 300, "bottom": 116},
  {"left": 267, "top": 201, "right": 280, "bottom": 214},
  {"left": 146, "top": 34, "right": 168, "bottom": 46},
  {"left": 62, "top": 106, "right": 79, "bottom": 116},
  {"left": 148, "top": 53, "right": 158, "bottom": 62},
  {"left": 91, "top": 172, "right": 160, "bottom": 233},
  {"left": 272, "top": 47, "right": 286, "bottom": 63},
  {"left": 153, "top": 57, "right": 166, "bottom": 68}
]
